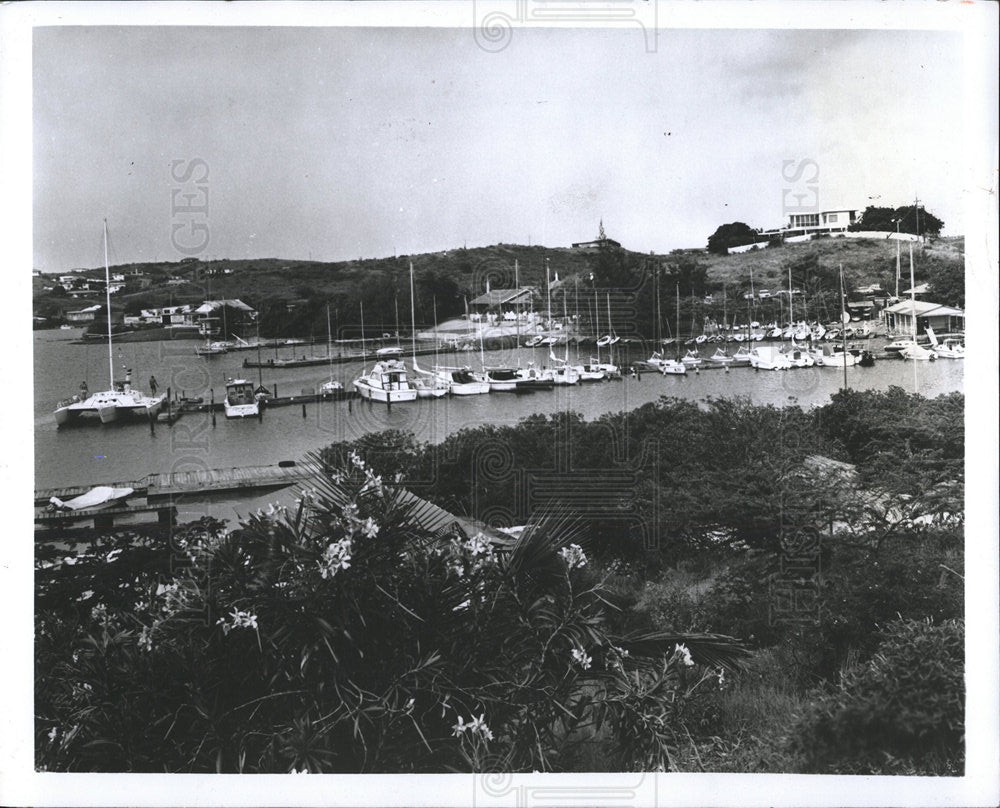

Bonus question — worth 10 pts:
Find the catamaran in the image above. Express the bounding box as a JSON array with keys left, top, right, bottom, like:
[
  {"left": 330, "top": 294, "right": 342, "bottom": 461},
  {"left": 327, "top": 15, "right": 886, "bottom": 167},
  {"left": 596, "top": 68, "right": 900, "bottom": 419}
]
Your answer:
[{"left": 53, "top": 222, "right": 165, "bottom": 426}]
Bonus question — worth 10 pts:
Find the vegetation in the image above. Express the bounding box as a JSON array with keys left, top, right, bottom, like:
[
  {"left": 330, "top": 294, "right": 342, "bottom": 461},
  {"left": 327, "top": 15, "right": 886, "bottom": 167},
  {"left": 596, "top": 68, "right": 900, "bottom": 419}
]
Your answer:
[
  {"left": 706, "top": 222, "right": 761, "bottom": 255},
  {"left": 36, "top": 389, "right": 965, "bottom": 773},
  {"left": 850, "top": 204, "right": 945, "bottom": 237}
]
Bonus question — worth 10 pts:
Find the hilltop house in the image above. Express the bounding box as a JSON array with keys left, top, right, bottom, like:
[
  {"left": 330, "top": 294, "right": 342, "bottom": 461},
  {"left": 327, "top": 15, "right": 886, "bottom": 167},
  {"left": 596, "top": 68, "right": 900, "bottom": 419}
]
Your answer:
[{"left": 573, "top": 220, "right": 621, "bottom": 250}]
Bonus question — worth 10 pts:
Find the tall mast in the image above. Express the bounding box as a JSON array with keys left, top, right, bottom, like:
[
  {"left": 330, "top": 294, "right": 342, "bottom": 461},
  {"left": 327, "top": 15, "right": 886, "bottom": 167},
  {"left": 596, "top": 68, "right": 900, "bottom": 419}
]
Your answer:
[
  {"left": 594, "top": 283, "right": 600, "bottom": 364},
  {"left": 839, "top": 263, "right": 848, "bottom": 391},
  {"left": 103, "top": 219, "right": 114, "bottom": 388},
  {"left": 895, "top": 220, "right": 901, "bottom": 300},
  {"left": 788, "top": 265, "right": 793, "bottom": 323},
  {"left": 360, "top": 299, "right": 367, "bottom": 369},
  {"left": 607, "top": 292, "right": 614, "bottom": 365},
  {"left": 545, "top": 258, "right": 552, "bottom": 327},
  {"left": 675, "top": 282, "right": 681, "bottom": 361},
  {"left": 327, "top": 303, "right": 334, "bottom": 379},
  {"left": 409, "top": 263, "right": 417, "bottom": 361},
  {"left": 908, "top": 242, "right": 917, "bottom": 342}
]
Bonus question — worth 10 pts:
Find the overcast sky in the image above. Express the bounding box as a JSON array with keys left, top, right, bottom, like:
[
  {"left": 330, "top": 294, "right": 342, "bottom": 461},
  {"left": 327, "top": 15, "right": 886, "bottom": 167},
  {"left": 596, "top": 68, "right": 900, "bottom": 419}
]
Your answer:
[{"left": 33, "top": 25, "right": 965, "bottom": 272}]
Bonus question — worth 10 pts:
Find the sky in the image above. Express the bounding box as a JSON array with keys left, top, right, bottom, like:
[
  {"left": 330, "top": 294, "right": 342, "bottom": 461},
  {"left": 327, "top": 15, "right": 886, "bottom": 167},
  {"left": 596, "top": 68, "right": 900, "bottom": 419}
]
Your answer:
[{"left": 31, "top": 24, "right": 967, "bottom": 272}]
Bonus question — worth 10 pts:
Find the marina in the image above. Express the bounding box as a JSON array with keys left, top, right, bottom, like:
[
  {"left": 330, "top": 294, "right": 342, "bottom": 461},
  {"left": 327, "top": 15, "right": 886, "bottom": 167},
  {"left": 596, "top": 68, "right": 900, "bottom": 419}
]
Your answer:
[{"left": 33, "top": 327, "right": 963, "bottom": 493}]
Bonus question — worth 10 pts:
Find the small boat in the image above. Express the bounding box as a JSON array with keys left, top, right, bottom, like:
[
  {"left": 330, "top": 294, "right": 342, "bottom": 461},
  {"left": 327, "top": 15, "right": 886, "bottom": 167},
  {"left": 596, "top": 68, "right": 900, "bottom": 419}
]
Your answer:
[
  {"left": 524, "top": 335, "right": 544, "bottom": 347},
  {"left": 484, "top": 366, "right": 530, "bottom": 392},
  {"left": 409, "top": 371, "right": 449, "bottom": 398},
  {"left": 591, "top": 358, "right": 621, "bottom": 379},
  {"left": 319, "top": 379, "right": 345, "bottom": 395},
  {"left": 730, "top": 346, "right": 753, "bottom": 367},
  {"left": 375, "top": 346, "right": 404, "bottom": 358},
  {"left": 749, "top": 346, "right": 791, "bottom": 370},
  {"left": 49, "top": 486, "right": 134, "bottom": 511},
  {"left": 223, "top": 378, "right": 260, "bottom": 418},
  {"left": 681, "top": 349, "right": 702, "bottom": 367},
  {"left": 513, "top": 363, "right": 556, "bottom": 390},
  {"left": 644, "top": 350, "right": 686, "bottom": 374},
  {"left": 926, "top": 327, "right": 964, "bottom": 359},
  {"left": 596, "top": 335, "right": 613, "bottom": 347},
  {"left": 355, "top": 360, "right": 420, "bottom": 402},
  {"left": 899, "top": 342, "right": 936, "bottom": 361},
  {"left": 711, "top": 347, "right": 735, "bottom": 364},
  {"left": 59, "top": 324, "right": 73, "bottom": 330},
  {"left": 821, "top": 345, "right": 859, "bottom": 368},
  {"left": 433, "top": 366, "right": 490, "bottom": 395},
  {"left": 783, "top": 346, "right": 815, "bottom": 368}
]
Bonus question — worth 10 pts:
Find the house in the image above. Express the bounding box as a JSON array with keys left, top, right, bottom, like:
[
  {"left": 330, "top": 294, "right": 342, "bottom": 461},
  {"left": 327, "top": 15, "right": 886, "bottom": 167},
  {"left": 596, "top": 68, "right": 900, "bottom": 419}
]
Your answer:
[
  {"left": 786, "top": 208, "right": 859, "bottom": 232},
  {"left": 573, "top": 220, "right": 622, "bottom": 250},
  {"left": 882, "top": 300, "right": 964, "bottom": 335},
  {"left": 469, "top": 288, "right": 536, "bottom": 317},
  {"left": 195, "top": 299, "right": 258, "bottom": 338},
  {"left": 65, "top": 304, "right": 102, "bottom": 323},
  {"left": 124, "top": 304, "right": 198, "bottom": 327}
]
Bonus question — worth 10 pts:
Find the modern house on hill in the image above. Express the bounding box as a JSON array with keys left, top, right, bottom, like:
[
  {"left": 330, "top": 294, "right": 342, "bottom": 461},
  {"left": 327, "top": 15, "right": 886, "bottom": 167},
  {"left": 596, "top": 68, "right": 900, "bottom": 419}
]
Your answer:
[{"left": 573, "top": 220, "right": 621, "bottom": 250}]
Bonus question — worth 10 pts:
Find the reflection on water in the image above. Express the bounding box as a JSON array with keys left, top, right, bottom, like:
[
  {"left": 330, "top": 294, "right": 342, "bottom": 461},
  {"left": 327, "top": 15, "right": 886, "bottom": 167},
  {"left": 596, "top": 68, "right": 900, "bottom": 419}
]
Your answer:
[{"left": 33, "top": 332, "right": 963, "bottom": 490}]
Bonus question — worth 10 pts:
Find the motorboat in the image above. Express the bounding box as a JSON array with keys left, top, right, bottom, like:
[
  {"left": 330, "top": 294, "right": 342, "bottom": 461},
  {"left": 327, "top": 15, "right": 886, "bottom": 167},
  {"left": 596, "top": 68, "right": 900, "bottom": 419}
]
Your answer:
[
  {"left": 899, "top": 342, "right": 936, "bottom": 361},
  {"left": 783, "top": 346, "right": 815, "bottom": 368},
  {"left": 375, "top": 346, "right": 403, "bottom": 358},
  {"left": 821, "top": 345, "right": 859, "bottom": 368},
  {"left": 223, "top": 378, "right": 260, "bottom": 418},
  {"left": 355, "top": 360, "right": 419, "bottom": 402},
  {"left": 49, "top": 486, "right": 135, "bottom": 512},
  {"left": 513, "top": 363, "right": 555, "bottom": 390},
  {"left": 926, "top": 327, "right": 964, "bottom": 359},
  {"left": 749, "top": 346, "right": 791, "bottom": 370}
]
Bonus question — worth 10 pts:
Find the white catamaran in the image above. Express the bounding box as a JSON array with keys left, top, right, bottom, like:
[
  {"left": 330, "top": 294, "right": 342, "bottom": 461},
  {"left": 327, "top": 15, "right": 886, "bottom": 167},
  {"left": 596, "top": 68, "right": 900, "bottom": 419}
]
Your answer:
[{"left": 53, "top": 221, "right": 165, "bottom": 426}]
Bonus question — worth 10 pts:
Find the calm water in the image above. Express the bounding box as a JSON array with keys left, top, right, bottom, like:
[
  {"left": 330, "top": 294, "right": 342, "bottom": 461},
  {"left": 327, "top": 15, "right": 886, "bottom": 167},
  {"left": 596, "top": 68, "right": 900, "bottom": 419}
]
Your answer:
[{"left": 34, "top": 329, "right": 964, "bottom": 490}]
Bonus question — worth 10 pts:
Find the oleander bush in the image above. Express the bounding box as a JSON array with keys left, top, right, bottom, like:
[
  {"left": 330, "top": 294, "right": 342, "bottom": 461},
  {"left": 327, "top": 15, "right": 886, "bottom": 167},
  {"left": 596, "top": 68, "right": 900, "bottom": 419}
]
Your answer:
[{"left": 35, "top": 452, "right": 747, "bottom": 773}]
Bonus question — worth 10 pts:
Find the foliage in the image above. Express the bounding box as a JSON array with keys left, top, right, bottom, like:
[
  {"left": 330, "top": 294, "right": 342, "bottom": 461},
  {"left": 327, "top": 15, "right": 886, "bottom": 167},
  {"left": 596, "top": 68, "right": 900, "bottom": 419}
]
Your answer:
[
  {"left": 36, "top": 453, "right": 747, "bottom": 773},
  {"left": 707, "top": 222, "right": 760, "bottom": 255},
  {"left": 851, "top": 204, "right": 944, "bottom": 236},
  {"left": 927, "top": 258, "right": 965, "bottom": 309},
  {"left": 787, "top": 618, "right": 964, "bottom": 774}
]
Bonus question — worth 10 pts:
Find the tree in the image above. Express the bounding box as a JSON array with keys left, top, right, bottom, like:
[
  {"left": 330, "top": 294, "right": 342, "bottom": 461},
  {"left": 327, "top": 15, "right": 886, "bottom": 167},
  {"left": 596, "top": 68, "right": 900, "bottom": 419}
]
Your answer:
[
  {"left": 851, "top": 205, "right": 943, "bottom": 237},
  {"left": 707, "top": 222, "right": 760, "bottom": 256},
  {"left": 927, "top": 259, "right": 964, "bottom": 308}
]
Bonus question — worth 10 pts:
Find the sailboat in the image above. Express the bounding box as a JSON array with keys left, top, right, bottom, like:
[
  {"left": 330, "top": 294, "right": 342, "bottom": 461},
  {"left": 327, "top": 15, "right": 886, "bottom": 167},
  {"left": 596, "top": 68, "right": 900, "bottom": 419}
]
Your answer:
[
  {"left": 407, "top": 265, "right": 450, "bottom": 398},
  {"left": 591, "top": 292, "right": 621, "bottom": 378},
  {"left": 53, "top": 222, "right": 165, "bottom": 426},
  {"left": 898, "top": 243, "right": 936, "bottom": 361},
  {"left": 570, "top": 292, "right": 604, "bottom": 381},
  {"left": 320, "top": 304, "right": 344, "bottom": 395}
]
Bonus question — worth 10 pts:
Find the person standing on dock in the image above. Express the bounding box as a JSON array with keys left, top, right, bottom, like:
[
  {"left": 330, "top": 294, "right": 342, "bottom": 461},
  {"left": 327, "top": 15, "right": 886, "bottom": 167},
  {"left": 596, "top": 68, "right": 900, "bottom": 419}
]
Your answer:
[{"left": 149, "top": 375, "right": 158, "bottom": 395}]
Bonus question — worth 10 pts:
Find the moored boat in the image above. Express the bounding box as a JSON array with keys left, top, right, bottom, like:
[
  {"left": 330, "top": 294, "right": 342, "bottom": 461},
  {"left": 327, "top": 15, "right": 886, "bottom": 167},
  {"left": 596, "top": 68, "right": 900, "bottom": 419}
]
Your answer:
[
  {"left": 224, "top": 378, "right": 260, "bottom": 418},
  {"left": 355, "top": 360, "right": 420, "bottom": 402}
]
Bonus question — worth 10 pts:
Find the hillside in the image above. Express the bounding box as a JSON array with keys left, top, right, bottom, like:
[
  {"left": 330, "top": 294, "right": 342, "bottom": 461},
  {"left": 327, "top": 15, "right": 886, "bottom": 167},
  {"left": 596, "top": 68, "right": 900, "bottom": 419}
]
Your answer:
[{"left": 34, "top": 235, "right": 964, "bottom": 336}]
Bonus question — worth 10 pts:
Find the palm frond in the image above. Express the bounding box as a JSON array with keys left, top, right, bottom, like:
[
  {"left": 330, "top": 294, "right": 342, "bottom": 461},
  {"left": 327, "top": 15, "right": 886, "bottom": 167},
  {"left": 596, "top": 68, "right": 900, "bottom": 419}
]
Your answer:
[
  {"left": 613, "top": 630, "right": 751, "bottom": 673},
  {"left": 505, "top": 501, "right": 588, "bottom": 584}
]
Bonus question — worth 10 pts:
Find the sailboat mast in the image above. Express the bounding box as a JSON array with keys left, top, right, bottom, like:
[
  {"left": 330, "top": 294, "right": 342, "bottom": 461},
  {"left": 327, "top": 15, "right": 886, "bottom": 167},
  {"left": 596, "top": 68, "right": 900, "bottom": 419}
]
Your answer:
[
  {"left": 546, "top": 258, "right": 552, "bottom": 327},
  {"left": 895, "top": 229, "right": 901, "bottom": 300},
  {"left": 327, "top": 303, "right": 334, "bottom": 377},
  {"left": 360, "top": 300, "right": 367, "bottom": 368},
  {"left": 103, "top": 220, "right": 114, "bottom": 388},
  {"left": 675, "top": 282, "right": 681, "bottom": 361},
  {"left": 839, "top": 263, "right": 848, "bottom": 391},
  {"left": 594, "top": 285, "right": 600, "bottom": 365},
  {"left": 908, "top": 242, "right": 917, "bottom": 341},
  {"left": 607, "top": 292, "right": 614, "bottom": 365},
  {"left": 409, "top": 263, "right": 417, "bottom": 361},
  {"left": 788, "top": 266, "right": 793, "bottom": 323}
]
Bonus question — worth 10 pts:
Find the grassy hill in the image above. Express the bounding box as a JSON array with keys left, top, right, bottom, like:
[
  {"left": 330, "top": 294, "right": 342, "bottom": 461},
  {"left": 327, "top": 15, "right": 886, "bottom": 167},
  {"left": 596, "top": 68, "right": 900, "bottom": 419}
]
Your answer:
[{"left": 34, "top": 235, "right": 964, "bottom": 336}]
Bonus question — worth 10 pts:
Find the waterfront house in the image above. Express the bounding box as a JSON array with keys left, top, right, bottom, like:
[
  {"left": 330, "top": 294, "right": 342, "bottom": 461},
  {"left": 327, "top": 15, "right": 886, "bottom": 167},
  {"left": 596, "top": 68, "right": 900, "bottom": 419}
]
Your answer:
[{"left": 882, "top": 299, "right": 964, "bottom": 335}]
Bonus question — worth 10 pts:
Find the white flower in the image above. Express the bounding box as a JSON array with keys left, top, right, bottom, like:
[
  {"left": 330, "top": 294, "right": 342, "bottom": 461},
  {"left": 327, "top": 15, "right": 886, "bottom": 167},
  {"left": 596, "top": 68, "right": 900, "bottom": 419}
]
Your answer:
[
  {"left": 137, "top": 625, "right": 154, "bottom": 652},
  {"left": 318, "top": 538, "right": 353, "bottom": 579},
  {"left": 452, "top": 716, "right": 468, "bottom": 737},
  {"left": 217, "top": 608, "right": 259, "bottom": 635},
  {"left": 47, "top": 727, "right": 58, "bottom": 743},
  {"left": 559, "top": 544, "right": 588, "bottom": 570},
  {"left": 291, "top": 767, "right": 309, "bottom": 774},
  {"left": 571, "top": 647, "right": 592, "bottom": 670},
  {"left": 468, "top": 713, "right": 494, "bottom": 741},
  {"left": 360, "top": 517, "right": 380, "bottom": 539},
  {"left": 673, "top": 643, "right": 694, "bottom": 668},
  {"left": 404, "top": 697, "right": 415, "bottom": 715},
  {"left": 717, "top": 668, "right": 726, "bottom": 689}
]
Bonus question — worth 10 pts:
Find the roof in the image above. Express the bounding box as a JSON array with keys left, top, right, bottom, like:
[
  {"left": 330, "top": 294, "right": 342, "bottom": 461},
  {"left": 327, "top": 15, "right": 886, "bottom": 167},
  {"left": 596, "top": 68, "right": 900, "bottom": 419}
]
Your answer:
[
  {"left": 195, "top": 298, "right": 256, "bottom": 314},
  {"left": 901, "top": 282, "right": 931, "bottom": 295},
  {"left": 884, "top": 300, "right": 965, "bottom": 317},
  {"left": 469, "top": 289, "right": 534, "bottom": 307}
]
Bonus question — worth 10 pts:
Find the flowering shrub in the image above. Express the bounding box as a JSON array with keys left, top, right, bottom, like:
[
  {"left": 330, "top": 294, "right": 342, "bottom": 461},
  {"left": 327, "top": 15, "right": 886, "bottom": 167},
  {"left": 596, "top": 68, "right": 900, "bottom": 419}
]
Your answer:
[{"left": 35, "top": 452, "right": 747, "bottom": 773}]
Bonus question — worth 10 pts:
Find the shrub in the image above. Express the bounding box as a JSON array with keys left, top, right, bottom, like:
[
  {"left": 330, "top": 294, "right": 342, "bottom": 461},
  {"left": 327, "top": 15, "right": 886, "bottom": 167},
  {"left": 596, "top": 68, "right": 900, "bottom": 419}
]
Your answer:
[{"left": 787, "top": 618, "right": 964, "bottom": 774}]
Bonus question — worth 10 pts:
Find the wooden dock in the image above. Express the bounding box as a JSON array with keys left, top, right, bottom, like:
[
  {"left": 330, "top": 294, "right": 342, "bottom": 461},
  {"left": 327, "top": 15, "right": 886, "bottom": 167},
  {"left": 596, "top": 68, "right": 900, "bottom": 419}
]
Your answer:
[{"left": 35, "top": 462, "right": 316, "bottom": 531}]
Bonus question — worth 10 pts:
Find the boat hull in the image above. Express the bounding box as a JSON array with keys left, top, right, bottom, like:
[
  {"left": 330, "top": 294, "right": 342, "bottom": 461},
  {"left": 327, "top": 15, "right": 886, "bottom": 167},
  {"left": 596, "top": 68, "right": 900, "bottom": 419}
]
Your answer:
[{"left": 354, "top": 381, "right": 418, "bottom": 402}]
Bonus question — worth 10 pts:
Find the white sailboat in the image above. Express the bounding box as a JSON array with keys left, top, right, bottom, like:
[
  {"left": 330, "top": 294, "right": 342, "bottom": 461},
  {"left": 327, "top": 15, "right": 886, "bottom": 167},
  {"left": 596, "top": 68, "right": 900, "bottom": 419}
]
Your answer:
[
  {"left": 53, "top": 221, "right": 165, "bottom": 426},
  {"left": 899, "top": 243, "right": 936, "bottom": 361},
  {"left": 926, "top": 327, "right": 964, "bottom": 359},
  {"left": 320, "top": 304, "right": 344, "bottom": 395},
  {"left": 408, "top": 265, "right": 449, "bottom": 398}
]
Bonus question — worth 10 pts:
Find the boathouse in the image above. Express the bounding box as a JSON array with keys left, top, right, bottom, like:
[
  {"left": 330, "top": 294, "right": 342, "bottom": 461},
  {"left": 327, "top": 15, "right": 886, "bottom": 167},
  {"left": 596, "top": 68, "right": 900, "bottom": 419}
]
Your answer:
[
  {"left": 469, "top": 288, "right": 536, "bottom": 319},
  {"left": 882, "top": 299, "right": 964, "bottom": 335}
]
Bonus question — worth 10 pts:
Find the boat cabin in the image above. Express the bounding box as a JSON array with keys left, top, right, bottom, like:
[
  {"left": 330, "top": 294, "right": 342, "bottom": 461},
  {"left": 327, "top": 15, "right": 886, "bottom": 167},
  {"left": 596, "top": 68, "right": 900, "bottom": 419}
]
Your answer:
[{"left": 225, "top": 379, "right": 256, "bottom": 405}]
